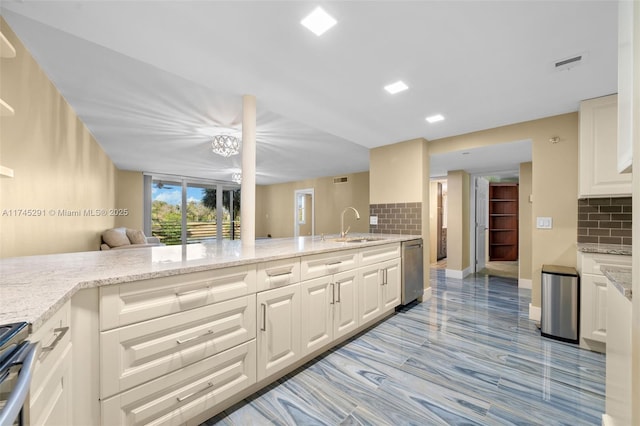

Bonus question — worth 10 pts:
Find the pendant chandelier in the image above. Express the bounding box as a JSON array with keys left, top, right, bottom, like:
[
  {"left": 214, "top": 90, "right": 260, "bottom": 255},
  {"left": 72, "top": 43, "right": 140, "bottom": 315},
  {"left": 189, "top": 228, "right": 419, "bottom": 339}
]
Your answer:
[{"left": 211, "top": 134, "right": 240, "bottom": 157}]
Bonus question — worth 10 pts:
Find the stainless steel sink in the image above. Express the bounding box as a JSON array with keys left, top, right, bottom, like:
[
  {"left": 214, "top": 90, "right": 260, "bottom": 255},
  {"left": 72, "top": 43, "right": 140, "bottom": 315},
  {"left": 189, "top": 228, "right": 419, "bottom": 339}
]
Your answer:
[{"left": 333, "top": 237, "right": 382, "bottom": 243}]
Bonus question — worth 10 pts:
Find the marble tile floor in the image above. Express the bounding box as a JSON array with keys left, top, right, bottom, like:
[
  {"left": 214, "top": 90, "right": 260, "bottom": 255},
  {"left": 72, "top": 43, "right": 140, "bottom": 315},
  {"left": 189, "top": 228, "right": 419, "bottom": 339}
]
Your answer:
[{"left": 202, "top": 270, "right": 605, "bottom": 425}]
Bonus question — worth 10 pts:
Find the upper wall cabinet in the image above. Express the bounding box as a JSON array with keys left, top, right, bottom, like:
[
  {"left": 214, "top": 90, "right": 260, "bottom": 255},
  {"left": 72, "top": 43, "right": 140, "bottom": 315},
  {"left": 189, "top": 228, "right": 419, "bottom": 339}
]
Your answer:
[
  {"left": 579, "top": 94, "right": 632, "bottom": 198},
  {"left": 617, "top": 0, "right": 635, "bottom": 173}
]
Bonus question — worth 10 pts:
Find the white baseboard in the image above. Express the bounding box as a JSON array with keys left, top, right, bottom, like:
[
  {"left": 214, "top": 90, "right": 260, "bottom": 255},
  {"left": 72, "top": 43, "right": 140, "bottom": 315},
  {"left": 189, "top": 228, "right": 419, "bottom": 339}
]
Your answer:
[
  {"left": 421, "top": 287, "right": 432, "bottom": 301},
  {"left": 529, "top": 303, "right": 541, "bottom": 321},
  {"left": 445, "top": 266, "right": 473, "bottom": 279},
  {"left": 518, "top": 278, "right": 532, "bottom": 289}
]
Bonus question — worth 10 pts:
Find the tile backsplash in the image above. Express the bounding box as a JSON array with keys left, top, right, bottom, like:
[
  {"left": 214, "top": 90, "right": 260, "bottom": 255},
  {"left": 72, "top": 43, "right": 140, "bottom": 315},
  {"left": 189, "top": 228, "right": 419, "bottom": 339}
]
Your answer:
[
  {"left": 577, "top": 197, "right": 632, "bottom": 245},
  {"left": 369, "top": 202, "right": 422, "bottom": 235}
]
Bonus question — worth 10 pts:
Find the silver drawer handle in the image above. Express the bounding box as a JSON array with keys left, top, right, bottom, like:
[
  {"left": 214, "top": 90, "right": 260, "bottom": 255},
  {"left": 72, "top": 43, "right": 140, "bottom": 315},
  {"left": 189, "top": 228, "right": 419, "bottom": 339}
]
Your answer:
[
  {"left": 267, "top": 271, "right": 292, "bottom": 278},
  {"left": 336, "top": 282, "right": 341, "bottom": 302},
  {"left": 176, "top": 381, "right": 214, "bottom": 402},
  {"left": 41, "top": 327, "right": 69, "bottom": 352},
  {"left": 176, "top": 329, "right": 213, "bottom": 345},
  {"left": 175, "top": 286, "right": 210, "bottom": 297},
  {"left": 330, "top": 283, "right": 335, "bottom": 304},
  {"left": 326, "top": 261, "right": 342, "bottom": 266},
  {"left": 261, "top": 303, "right": 267, "bottom": 331}
]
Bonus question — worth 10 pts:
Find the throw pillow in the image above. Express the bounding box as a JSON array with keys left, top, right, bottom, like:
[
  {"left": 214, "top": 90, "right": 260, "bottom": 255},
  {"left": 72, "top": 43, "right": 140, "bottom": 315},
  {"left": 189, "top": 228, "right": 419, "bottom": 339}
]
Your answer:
[
  {"left": 102, "top": 228, "right": 131, "bottom": 248},
  {"left": 126, "top": 229, "right": 147, "bottom": 245}
]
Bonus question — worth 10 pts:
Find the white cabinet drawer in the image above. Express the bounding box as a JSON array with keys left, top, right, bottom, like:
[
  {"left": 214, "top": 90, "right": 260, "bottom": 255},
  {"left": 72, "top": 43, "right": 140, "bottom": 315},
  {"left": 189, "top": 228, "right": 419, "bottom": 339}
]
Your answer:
[
  {"left": 101, "top": 340, "right": 256, "bottom": 426},
  {"left": 256, "top": 258, "right": 300, "bottom": 291},
  {"left": 100, "top": 295, "right": 256, "bottom": 399},
  {"left": 358, "top": 243, "right": 400, "bottom": 267},
  {"left": 300, "top": 249, "right": 358, "bottom": 280},
  {"left": 101, "top": 265, "right": 256, "bottom": 330},
  {"left": 578, "top": 252, "right": 632, "bottom": 275}
]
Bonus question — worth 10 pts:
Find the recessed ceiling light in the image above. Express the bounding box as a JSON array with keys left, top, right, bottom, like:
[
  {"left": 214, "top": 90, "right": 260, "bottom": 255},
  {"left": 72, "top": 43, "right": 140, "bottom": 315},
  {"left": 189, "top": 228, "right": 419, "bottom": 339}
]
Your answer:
[
  {"left": 384, "top": 81, "right": 408, "bottom": 94},
  {"left": 301, "top": 7, "right": 337, "bottom": 36},
  {"left": 426, "top": 114, "right": 445, "bottom": 123}
]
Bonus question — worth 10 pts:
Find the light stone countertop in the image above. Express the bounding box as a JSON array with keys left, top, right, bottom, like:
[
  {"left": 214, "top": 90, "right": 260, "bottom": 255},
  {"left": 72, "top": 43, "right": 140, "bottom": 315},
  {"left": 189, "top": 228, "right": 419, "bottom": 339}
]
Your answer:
[
  {"left": 0, "top": 234, "right": 420, "bottom": 332},
  {"left": 601, "top": 266, "right": 632, "bottom": 302},
  {"left": 576, "top": 242, "right": 633, "bottom": 256}
]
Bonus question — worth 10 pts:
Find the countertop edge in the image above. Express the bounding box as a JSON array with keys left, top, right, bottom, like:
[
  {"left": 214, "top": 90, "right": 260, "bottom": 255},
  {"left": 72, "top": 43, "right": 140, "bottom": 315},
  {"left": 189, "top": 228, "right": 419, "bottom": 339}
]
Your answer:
[
  {"left": 601, "top": 266, "right": 632, "bottom": 302},
  {"left": 2, "top": 234, "right": 420, "bottom": 333}
]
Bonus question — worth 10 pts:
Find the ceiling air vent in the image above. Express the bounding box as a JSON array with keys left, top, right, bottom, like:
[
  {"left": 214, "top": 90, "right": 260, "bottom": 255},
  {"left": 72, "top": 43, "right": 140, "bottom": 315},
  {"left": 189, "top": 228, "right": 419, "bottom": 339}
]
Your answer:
[
  {"left": 333, "top": 176, "right": 348, "bottom": 184},
  {"left": 554, "top": 52, "right": 586, "bottom": 71}
]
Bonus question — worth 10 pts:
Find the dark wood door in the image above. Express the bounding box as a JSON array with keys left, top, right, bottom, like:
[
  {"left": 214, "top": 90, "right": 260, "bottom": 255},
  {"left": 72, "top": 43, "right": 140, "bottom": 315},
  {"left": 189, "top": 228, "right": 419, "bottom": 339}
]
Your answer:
[{"left": 488, "top": 183, "right": 518, "bottom": 261}]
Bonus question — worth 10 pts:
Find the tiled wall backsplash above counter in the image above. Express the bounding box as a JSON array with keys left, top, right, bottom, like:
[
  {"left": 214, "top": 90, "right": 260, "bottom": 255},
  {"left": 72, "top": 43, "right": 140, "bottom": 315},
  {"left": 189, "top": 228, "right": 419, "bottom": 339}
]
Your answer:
[
  {"left": 577, "top": 197, "right": 632, "bottom": 245},
  {"left": 369, "top": 202, "right": 422, "bottom": 235}
]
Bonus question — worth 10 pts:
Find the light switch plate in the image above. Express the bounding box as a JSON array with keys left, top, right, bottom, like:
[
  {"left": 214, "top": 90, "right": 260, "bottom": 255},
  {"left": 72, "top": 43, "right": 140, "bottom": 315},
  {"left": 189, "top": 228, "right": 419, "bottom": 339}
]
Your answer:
[
  {"left": 369, "top": 215, "right": 378, "bottom": 225},
  {"left": 536, "top": 217, "right": 552, "bottom": 229}
]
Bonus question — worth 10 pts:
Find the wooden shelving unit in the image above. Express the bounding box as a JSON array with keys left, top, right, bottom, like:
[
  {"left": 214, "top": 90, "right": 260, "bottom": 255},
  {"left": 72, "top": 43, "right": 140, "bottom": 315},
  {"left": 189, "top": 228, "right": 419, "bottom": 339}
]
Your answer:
[{"left": 488, "top": 183, "right": 518, "bottom": 261}]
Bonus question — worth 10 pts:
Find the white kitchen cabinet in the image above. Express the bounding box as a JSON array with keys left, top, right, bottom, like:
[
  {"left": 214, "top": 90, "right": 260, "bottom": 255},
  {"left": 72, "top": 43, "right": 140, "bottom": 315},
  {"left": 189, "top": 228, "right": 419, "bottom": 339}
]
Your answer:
[
  {"left": 300, "top": 269, "right": 359, "bottom": 356},
  {"left": 256, "top": 257, "right": 300, "bottom": 292},
  {"left": 101, "top": 340, "right": 256, "bottom": 426},
  {"left": 604, "top": 281, "right": 632, "bottom": 425},
  {"left": 256, "top": 283, "right": 301, "bottom": 381},
  {"left": 578, "top": 94, "right": 632, "bottom": 197},
  {"left": 100, "top": 264, "right": 256, "bottom": 330},
  {"left": 29, "top": 301, "right": 72, "bottom": 426},
  {"left": 359, "top": 258, "right": 401, "bottom": 326},
  {"left": 576, "top": 252, "right": 632, "bottom": 353},
  {"left": 617, "top": 0, "right": 635, "bottom": 173},
  {"left": 100, "top": 294, "right": 256, "bottom": 398},
  {"left": 358, "top": 244, "right": 402, "bottom": 326}
]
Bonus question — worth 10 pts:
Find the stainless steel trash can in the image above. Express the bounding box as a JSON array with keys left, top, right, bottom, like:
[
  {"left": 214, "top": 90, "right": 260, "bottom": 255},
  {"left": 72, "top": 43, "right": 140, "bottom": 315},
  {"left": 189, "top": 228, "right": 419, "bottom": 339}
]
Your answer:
[{"left": 540, "top": 265, "right": 579, "bottom": 343}]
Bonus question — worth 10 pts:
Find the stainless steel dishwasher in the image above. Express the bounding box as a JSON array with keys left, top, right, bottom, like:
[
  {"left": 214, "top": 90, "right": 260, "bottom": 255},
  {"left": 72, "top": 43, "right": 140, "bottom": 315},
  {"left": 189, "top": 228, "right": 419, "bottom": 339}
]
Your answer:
[{"left": 401, "top": 238, "right": 424, "bottom": 304}]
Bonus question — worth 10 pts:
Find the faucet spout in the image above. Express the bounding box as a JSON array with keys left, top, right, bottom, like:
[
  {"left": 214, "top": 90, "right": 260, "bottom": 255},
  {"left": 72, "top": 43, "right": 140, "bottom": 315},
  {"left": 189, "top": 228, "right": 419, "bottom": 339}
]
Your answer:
[{"left": 340, "top": 207, "right": 361, "bottom": 238}]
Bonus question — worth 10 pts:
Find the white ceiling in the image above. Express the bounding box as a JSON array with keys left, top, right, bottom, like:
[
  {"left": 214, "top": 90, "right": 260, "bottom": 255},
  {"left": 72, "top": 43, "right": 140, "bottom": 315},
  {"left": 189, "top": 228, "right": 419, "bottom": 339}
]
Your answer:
[{"left": 0, "top": 1, "right": 618, "bottom": 184}]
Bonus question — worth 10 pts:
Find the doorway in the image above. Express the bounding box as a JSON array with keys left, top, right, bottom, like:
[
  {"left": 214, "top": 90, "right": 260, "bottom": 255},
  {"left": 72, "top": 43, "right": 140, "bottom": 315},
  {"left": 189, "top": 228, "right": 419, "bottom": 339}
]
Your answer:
[
  {"left": 471, "top": 175, "right": 520, "bottom": 280},
  {"left": 294, "top": 188, "right": 315, "bottom": 237}
]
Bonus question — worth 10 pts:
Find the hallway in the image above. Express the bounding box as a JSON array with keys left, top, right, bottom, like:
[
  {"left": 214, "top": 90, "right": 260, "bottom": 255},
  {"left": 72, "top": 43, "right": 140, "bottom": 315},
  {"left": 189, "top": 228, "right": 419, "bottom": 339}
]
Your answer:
[{"left": 204, "top": 269, "right": 605, "bottom": 425}]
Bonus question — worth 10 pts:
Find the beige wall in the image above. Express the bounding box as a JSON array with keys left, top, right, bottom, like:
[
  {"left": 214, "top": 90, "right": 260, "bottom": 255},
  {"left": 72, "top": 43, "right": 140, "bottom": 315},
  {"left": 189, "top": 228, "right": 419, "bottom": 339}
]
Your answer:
[
  {"left": 446, "top": 170, "right": 470, "bottom": 272},
  {"left": 115, "top": 170, "right": 144, "bottom": 230},
  {"left": 370, "top": 138, "right": 430, "bottom": 291},
  {"left": 369, "top": 138, "right": 426, "bottom": 204},
  {"left": 256, "top": 171, "right": 370, "bottom": 238},
  {"left": 0, "top": 19, "right": 123, "bottom": 257},
  {"left": 518, "top": 162, "right": 533, "bottom": 281},
  {"left": 430, "top": 113, "right": 578, "bottom": 307}
]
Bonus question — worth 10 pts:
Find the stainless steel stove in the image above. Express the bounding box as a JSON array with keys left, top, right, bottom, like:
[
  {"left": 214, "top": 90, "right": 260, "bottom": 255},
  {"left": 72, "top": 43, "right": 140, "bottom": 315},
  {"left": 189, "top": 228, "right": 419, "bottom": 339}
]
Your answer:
[{"left": 0, "top": 322, "right": 36, "bottom": 426}]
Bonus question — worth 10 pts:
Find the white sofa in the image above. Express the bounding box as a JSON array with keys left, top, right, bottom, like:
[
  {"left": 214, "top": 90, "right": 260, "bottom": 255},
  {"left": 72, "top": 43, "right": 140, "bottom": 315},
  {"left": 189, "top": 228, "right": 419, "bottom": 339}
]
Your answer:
[{"left": 100, "top": 227, "right": 163, "bottom": 250}]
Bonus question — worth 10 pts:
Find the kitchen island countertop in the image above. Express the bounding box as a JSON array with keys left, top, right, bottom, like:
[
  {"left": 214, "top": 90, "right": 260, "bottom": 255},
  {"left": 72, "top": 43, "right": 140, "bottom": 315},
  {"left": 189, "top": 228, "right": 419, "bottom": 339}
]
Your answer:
[
  {"left": 0, "top": 234, "right": 419, "bottom": 332},
  {"left": 601, "top": 265, "right": 632, "bottom": 302}
]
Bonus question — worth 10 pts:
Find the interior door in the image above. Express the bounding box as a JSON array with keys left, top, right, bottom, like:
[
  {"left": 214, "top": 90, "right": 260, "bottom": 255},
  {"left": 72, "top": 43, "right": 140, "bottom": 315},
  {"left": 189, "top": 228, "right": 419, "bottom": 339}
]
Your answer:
[{"left": 475, "top": 177, "right": 489, "bottom": 273}]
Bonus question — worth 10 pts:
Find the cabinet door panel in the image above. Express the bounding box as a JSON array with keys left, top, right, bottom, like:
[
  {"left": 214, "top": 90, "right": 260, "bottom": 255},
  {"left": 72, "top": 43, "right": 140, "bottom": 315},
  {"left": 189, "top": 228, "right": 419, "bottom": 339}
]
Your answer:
[
  {"left": 101, "top": 295, "right": 255, "bottom": 398},
  {"left": 301, "top": 277, "right": 333, "bottom": 356},
  {"left": 591, "top": 277, "right": 608, "bottom": 342},
  {"left": 333, "top": 270, "right": 359, "bottom": 339},
  {"left": 359, "top": 265, "right": 382, "bottom": 325},
  {"left": 257, "top": 285, "right": 301, "bottom": 380},
  {"left": 101, "top": 341, "right": 256, "bottom": 426},
  {"left": 101, "top": 265, "right": 256, "bottom": 330},
  {"left": 381, "top": 259, "right": 401, "bottom": 311}
]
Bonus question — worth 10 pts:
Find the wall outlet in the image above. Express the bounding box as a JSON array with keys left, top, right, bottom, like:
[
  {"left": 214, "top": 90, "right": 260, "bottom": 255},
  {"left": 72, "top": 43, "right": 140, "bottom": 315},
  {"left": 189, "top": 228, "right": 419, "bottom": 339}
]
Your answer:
[
  {"left": 536, "top": 217, "right": 552, "bottom": 229},
  {"left": 369, "top": 215, "right": 378, "bottom": 225}
]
